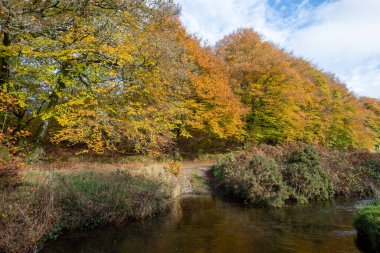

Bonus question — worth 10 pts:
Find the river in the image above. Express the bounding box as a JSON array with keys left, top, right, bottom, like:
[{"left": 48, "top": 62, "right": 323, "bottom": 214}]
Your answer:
[{"left": 41, "top": 195, "right": 368, "bottom": 253}]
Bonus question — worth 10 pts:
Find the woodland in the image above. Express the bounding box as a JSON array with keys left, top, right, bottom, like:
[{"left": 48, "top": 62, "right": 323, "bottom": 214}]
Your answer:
[
  {"left": 1, "top": 1, "right": 380, "bottom": 253},
  {"left": 0, "top": 0, "right": 379, "bottom": 159}
]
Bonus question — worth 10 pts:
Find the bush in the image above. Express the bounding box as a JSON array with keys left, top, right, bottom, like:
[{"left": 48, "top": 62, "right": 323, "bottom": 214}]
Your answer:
[
  {"left": 0, "top": 185, "right": 62, "bottom": 253},
  {"left": 0, "top": 145, "right": 10, "bottom": 162},
  {"left": 0, "top": 159, "right": 22, "bottom": 189},
  {"left": 0, "top": 168, "right": 173, "bottom": 253},
  {"left": 354, "top": 202, "right": 380, "bottom": 253},
  {"left": 321, "top": 149, "right": 380, "bottom": 197},
  {"left": 57, "top": 171, "right": 167, "bottom": 229},
  {"left": 213, "top": 145, "right": 347, "bottom": 207},
  {"left": 283, "top": 146, "right": 334, "bottom": 202},
  {"left": 214, "top": 153, "right": 288, "bottom": 207},
  {"left": 166, "top": 160, "right": 182, "bottom": 177}
]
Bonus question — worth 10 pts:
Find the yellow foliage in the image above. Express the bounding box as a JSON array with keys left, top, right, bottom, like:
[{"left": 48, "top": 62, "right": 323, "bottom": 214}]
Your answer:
[{"left": 166, "top": 160, "right": 182, "bottom": 177}]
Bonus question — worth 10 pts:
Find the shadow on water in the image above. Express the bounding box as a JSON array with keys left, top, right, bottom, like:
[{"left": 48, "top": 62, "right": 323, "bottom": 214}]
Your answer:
[{"left": 41, "top": 195, "right": 367, "bottom": 253}]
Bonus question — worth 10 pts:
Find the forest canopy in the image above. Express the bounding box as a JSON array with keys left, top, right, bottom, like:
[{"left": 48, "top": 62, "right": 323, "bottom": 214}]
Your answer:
[{"left": 0, "top": 0, "right": 379, "bottom": 158}]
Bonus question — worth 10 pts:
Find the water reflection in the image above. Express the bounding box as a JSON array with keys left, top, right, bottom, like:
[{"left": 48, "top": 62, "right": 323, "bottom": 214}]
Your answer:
[{"left": 42, "top": 195, "right": 363, "bottom": 253}]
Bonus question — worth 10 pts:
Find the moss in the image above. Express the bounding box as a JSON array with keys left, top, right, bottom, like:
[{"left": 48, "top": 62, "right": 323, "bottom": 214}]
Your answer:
[{"left": 354, "top": 202, "right": 380, "bottom": 253}]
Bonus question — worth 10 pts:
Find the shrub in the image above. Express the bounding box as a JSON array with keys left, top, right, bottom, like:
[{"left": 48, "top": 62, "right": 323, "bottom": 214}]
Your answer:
[
  {"left": 0, "top": 168, "right": 173, "bottom": 253},
  {"left": 57, "top": 171, "right": 167, "bottom": 229},
  {"left": 166, "top": 160, "right": 182, "bottom": 177},
  {"left": 283, "top": 146, "right": 334, "bottom": 202},
  {"left": 320, "top": 149, "right": 380, "bottom": 197},
  {"left": 0, "top": 145, "right": 10, "bottom": 162},
  {"left": 354, "top": 202, "right": 380, "bottom": 253},
  {"left": 214, "top": 153, "right": 288, "bottom": 207},
  {"left": 0, "top": 185, "right": 62, "bottom": 253},
  {"left": 0, "top": 159, "right": 22, "bottom": 189},
  {"left": 213, "top": 145, "right": 344, "bottom": 207}
]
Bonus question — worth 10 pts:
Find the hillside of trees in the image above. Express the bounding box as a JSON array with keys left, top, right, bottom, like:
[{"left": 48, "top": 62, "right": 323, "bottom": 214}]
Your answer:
[{"left": 1, "top": 0, "right": 379, "bottom": 160}]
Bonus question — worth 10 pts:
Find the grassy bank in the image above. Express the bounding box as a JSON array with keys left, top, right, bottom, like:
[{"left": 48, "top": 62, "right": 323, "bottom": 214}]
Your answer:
[
  {"left": 354, "top": 202, "right": 380, "bottom": 253},
  {"left": 213, "top": 144, "right": 380, "bottom": 207},
  {"left": 0, "top": 162, "right": 178, "bottom": 253},
  {"left": 1, "top": 144, "right": 379, "bottom": 252}
]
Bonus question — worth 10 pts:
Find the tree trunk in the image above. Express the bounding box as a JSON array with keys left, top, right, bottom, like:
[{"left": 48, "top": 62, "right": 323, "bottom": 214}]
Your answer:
[
  {"left": 26, "top": 62, "right": 68, "bottom": 162},
  {"left": 36, "top": 119, "right": 49, "bottom": 145},
  {"left": 27, "top": 119, "right": 50, "bottom": 162},
  {"left": 0, "top": 32, "right": 11, "bottom": 85},
  {"left": 174, "top": 127, "right": 182, "bottom": 161}
]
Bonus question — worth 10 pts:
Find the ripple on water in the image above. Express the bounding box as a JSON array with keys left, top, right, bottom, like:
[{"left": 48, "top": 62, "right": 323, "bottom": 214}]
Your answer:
[{"left": 331, "top": 229, "right": 357, "bottom": 237}]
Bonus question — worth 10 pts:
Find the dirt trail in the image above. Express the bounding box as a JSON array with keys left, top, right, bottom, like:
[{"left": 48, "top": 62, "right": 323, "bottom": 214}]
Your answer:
[{"left": 179, "top": 162, "right": 215, "bottom": 194}]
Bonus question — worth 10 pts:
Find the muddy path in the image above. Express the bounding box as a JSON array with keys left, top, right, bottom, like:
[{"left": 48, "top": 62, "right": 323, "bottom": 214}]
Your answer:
[{"left": 179, "top": 162, "right": 215, "bottom": 194}]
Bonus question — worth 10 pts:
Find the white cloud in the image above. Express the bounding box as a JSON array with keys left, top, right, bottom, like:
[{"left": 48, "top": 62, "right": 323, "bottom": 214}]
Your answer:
[
  {"left": 176, "top": 0, "right": 380, "bottom": 99},
  {"left": 344, "top": 60, "right": 380, "bottom": 97},
  {"left": 178, "top": 0, "right": 286, "bottom": 44}
]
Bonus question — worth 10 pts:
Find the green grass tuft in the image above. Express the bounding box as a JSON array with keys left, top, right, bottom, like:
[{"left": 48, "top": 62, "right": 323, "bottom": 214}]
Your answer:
[{"left": 354, "top": 202, "right": 380, "bottom": 253}]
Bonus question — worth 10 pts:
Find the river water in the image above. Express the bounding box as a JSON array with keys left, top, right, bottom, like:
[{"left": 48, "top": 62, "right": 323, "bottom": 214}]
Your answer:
[{"left": 41, "top": 195, "right": 368, "bottom": 253}]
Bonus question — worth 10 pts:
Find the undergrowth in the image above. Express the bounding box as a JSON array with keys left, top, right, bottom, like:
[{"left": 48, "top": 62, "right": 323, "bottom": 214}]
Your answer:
[
  {"left": 354, "top": 202, "right": 380, "bottom": 253},
  {"left": 0, "top": 167, "right": 174, "bottom": 253},
  {"left": 213, "top": 144, "right": 380, "bottom": 207}
]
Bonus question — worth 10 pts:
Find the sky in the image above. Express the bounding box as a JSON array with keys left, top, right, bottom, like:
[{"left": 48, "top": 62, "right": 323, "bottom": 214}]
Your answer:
[{"left": 175, "top": 0, "right": 380, "bottom": 99}]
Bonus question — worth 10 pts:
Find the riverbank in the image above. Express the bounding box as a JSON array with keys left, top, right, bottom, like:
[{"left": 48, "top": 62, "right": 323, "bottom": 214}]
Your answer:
[
  {"left": 213, "top": 144, "right": 380, "bottom": 207},
  {"left": 0, "top": 162, "right": 180, "bottom": 253},
  {"left": 0, "top": 144, "right": 379, "bottom": 253}
]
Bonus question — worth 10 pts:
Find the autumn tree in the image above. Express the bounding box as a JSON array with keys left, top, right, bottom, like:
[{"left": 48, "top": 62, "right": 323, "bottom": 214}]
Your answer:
[
  {"left": 1, "top": 2, "right": 378, "bottom": 157},
  {"left": 169, "top": 29, "right": 247, "bottom": 155},
  {"left": 51, "top": 15, "right": 247, "bottom": 156},
  {"left": 1, "top": 0, "right": 246, "bottom": 157},
  {"left": 216, "top": 28, "right": 377, "bottom": 149},
  {"left": 216, "top": 29, "right": 306, "bottom": 144},
  {"left": 361, "top": 97, "right": 380, "bottom": 149},
  {"left": 0, "top": 0, "right": 183, "bottom": 156}
]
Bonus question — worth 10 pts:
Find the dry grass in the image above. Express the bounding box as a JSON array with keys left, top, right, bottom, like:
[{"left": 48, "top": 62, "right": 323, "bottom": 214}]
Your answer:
[
  {"left": 0, "top": 162, "right": 179, "bottom": 253},
  {"left": 0, "top": 158, "right": 23, "bottom": 189},
  {"left": 0, "top": 184, "right": 62, "bottom": 253}
]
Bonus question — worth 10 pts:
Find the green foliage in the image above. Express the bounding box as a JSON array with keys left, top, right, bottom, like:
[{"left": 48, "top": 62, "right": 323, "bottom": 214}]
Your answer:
[
  {"left": 319, "top": 149, "right": 380, "bottom": 197},
  {"left": 213, "top": 144, "right": 380, "bottom": 208},
  {"left": 354, "top": 202, "right": 380, "bottom": 253},
  {"left": 0, "top": 0, "right": 247, "bottom": 157},
  {"left": 214, "top": 154, "right": 288, "bottom": 207},
  {"left": 362, "top": 159, "right": 380, "bottom": 172},
  {"left": 57, "top": 171, "right": 165, "bottom": 229},
  {"left": 1, "top": 2, "right": 379, "bottom": 158},
  {"left": 190, "top": 173, "right": 210, "bottom": 194},
  {"left": 284, "top": 146, "right": 334, "bottom": 201},
  {"left": 0, "top": 145, "right": 10, "bottom": 162},
  {"left": 216, "top": 28, "right": 379, "bottom": 150}
]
